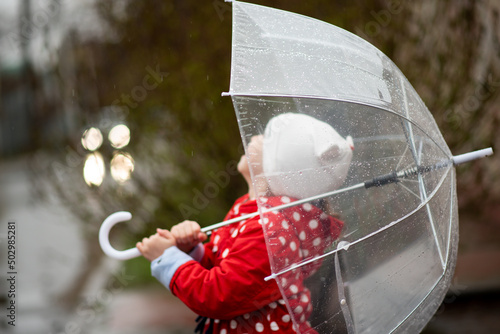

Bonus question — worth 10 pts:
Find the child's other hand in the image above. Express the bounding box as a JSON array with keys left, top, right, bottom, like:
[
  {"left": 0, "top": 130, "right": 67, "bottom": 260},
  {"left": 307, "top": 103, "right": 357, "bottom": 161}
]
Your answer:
[
  {"left": 136, "top": 229, "right": 176, "bottom": 262},
  {"left": 171, "top": 220, "right": 208, "bottom": 253}
]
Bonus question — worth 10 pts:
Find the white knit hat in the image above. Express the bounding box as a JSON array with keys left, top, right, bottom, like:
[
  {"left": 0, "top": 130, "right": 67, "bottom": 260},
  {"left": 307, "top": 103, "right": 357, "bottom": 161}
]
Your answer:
[{"left": 262, "top": 113, "right": 353, "bottom": 199}]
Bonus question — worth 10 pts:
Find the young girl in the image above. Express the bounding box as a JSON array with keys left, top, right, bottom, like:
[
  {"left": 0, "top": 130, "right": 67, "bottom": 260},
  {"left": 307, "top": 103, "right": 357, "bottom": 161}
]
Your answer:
[{"left": 137, "top": 113, "right": 353, "bottom": 333}]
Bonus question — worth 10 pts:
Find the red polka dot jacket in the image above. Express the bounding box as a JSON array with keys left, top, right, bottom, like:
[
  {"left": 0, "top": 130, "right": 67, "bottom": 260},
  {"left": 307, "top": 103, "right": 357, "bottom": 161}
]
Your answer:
[{"left": 151, "top": 194, "right": 343, "bottom": 333}]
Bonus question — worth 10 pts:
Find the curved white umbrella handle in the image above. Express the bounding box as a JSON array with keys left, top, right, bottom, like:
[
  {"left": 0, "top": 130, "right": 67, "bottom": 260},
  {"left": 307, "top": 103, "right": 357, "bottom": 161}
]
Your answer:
[{"left": 99, "top": 211, "right": 142, "bottom": 260}]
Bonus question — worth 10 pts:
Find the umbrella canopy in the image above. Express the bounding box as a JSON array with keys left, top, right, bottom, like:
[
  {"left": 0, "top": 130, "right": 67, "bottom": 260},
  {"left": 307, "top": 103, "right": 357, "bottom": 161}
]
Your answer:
[{"left": 225, "top": 1, "right": 461, "bottom": 333}]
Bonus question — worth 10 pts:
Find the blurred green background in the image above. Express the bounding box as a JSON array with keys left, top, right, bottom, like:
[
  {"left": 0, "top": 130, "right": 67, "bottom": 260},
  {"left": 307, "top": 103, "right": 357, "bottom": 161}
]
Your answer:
[{"left": 0, "top": 0, "right": 499, "bottom": 333}]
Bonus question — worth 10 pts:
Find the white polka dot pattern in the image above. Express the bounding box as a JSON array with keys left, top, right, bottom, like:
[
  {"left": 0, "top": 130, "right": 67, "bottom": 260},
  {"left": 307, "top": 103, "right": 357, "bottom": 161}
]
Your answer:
[
  {"left": 256, "top": 196, "right": 344, "bottom": 334},
  {"left": 195, "top": 195, "right": 343, "bottom": 334}
]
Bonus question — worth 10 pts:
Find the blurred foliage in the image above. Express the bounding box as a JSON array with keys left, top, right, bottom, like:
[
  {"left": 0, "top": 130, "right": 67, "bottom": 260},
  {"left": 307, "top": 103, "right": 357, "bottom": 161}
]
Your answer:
[
  {"left": 382, "top": 1, "right": 500, "bottom": 213},
  {"left": 22, "top": 0, "right": 500, "bottom": 306}
]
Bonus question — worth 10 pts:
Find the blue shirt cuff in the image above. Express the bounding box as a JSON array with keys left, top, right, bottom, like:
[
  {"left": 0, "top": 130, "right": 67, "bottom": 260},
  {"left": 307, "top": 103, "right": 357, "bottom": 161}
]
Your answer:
[{"left": 151, "top": 246, "right": 193, "bottom": 291}]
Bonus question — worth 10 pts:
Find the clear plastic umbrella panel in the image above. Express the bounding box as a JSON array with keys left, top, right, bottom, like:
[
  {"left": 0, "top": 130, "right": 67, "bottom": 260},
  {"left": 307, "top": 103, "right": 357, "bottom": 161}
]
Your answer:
[{"left": 224, "top": 1, "right": 489, "bottom": 333}]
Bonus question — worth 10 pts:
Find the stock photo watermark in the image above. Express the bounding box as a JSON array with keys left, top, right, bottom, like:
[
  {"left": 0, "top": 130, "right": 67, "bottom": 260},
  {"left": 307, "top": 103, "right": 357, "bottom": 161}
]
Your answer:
[
  {"left": 177, "top": 116, "right": 299, "bottom": 219},
  {"left": 179, "top": 159, "right": 241, "bottom": 219},
  {"left": 3, "top": 0, "right": 62, "bottom": 52},
  {"left": 49, "top": 268, "right": 135, "bottom": 334},
  {"left": 432, "top": 278, "right": 468, "bottom": 317},
  {"left": 110, "top": 64, "right": 169, "bottom": 115},
  {"left": 213, "top": 0, "right": 232, "bottom": 22},
  {"left": 354, "top": 0, "right": 404, "bottom": 40},
  {"left": 443, "top": 73, "right": 500, "bottom": 127},
  {"left": 4, "top": 221, "right": 18, "bottom": 327}
]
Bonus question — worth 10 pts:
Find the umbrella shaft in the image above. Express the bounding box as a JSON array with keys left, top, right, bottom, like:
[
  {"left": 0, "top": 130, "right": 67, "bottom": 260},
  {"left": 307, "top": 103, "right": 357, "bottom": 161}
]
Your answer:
[
  {"left": 202, "top": 148, "right": 493, "bottom": 234},
  {"left": 364, "top": 147, "right": 493, "bottom": 189},
  {"left": 202, "top": 182, "right": 366, "bottom": 234},
  {"left": 364, "top": 162, "right": 450, "bottom": 188}
]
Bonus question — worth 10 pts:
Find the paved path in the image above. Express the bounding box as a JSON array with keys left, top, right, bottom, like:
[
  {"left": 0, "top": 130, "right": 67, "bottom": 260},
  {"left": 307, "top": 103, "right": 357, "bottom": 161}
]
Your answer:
[
  {"left": 89, "top": 288, "right": 196, "bottom": 334},
  {"left": 0, "top": 158, "right": 196, "bottom": 333}
]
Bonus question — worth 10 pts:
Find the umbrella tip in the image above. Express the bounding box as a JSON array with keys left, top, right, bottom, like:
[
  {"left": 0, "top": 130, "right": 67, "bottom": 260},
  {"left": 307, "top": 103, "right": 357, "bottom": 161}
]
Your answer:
[{"left": 453, "top": 147, "right": 493, "bottom": 166}]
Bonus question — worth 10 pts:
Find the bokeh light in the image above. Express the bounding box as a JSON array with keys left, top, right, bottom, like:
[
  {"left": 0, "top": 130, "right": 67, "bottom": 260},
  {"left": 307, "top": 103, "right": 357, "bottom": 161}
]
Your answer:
[
  {"left": 110, "top": 152, "right": 135, "bottom": 183},
  {"left": 81, "top": 127, "right": 103, "bottom": 151},
  {"left": 108, "top": 124, "right": 131, "bottom": 149},
  {"left": 83, "top": 152, "right": 106, "bottom": 186}
]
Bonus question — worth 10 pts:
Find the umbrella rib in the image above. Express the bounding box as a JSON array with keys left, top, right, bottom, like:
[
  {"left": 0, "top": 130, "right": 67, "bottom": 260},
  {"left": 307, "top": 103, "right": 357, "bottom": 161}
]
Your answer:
[
  {"left": 395, "top": 144, "right": 410, "bottom": 171},
  {"left": 400, "top": 178, "right": 421, "bottom": 184},
  {"left": 400, "top": 79, "right": 445, "bottom": 269},
  {"left": 417, "top": 138, "right": 424, "bottom": 163},
  {"left": 444, "top": 170, "right": 456, "bottom": 266},
  {"left": 418, "top": 173, "right": 445, "bottom": 268},
  {"left": 265, "top": 167, "right": 452, "bottom": 281},
  {"left": 335, "top": 252, "right": 356, "bottom": 334},
  {"left": 222, "top": 93, "right": 452, "bottom": 161},
  {"left": 397, "top": 182, "right": 421, "bottom": 200},
  {"left": 390, "top": 205, "right": 458, "bottom": 334}
]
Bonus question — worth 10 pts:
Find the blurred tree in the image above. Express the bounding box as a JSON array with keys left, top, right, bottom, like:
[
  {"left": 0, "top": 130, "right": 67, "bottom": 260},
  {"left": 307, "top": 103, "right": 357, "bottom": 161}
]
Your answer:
[
  {"left": 31, "top": 0, "right": 369, "bottom": 307},
  {"left": 377, "top": 0, "right": 500, "bottom": 247},
  {"left": 31, "top": 0, "right": 243, "bottom": 307}
]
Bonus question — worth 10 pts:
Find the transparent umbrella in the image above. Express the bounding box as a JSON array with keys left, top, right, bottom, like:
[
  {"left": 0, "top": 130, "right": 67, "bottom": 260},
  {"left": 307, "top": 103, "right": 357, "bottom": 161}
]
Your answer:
[
  {"left": 222, "top": 1, "right": 492, "bottom": 333},
  {"left": 98, "top": 1, "right": 493, "bottom": 333}
]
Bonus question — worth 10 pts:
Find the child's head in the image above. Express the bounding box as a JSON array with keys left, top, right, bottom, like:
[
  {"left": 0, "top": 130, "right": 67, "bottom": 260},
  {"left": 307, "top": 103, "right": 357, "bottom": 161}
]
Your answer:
[
  {"left": 237, "top": 134, "right": 264, "bottom": 186},
  {"left": 262, "top": 113, "right": 353, "bottom": 199}
]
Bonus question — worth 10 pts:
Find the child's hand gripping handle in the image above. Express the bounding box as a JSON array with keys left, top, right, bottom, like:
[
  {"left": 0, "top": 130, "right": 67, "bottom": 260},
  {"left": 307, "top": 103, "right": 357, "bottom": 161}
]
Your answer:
[{"left": 99, "top": 211, "right": 141, "bottom": 260}]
